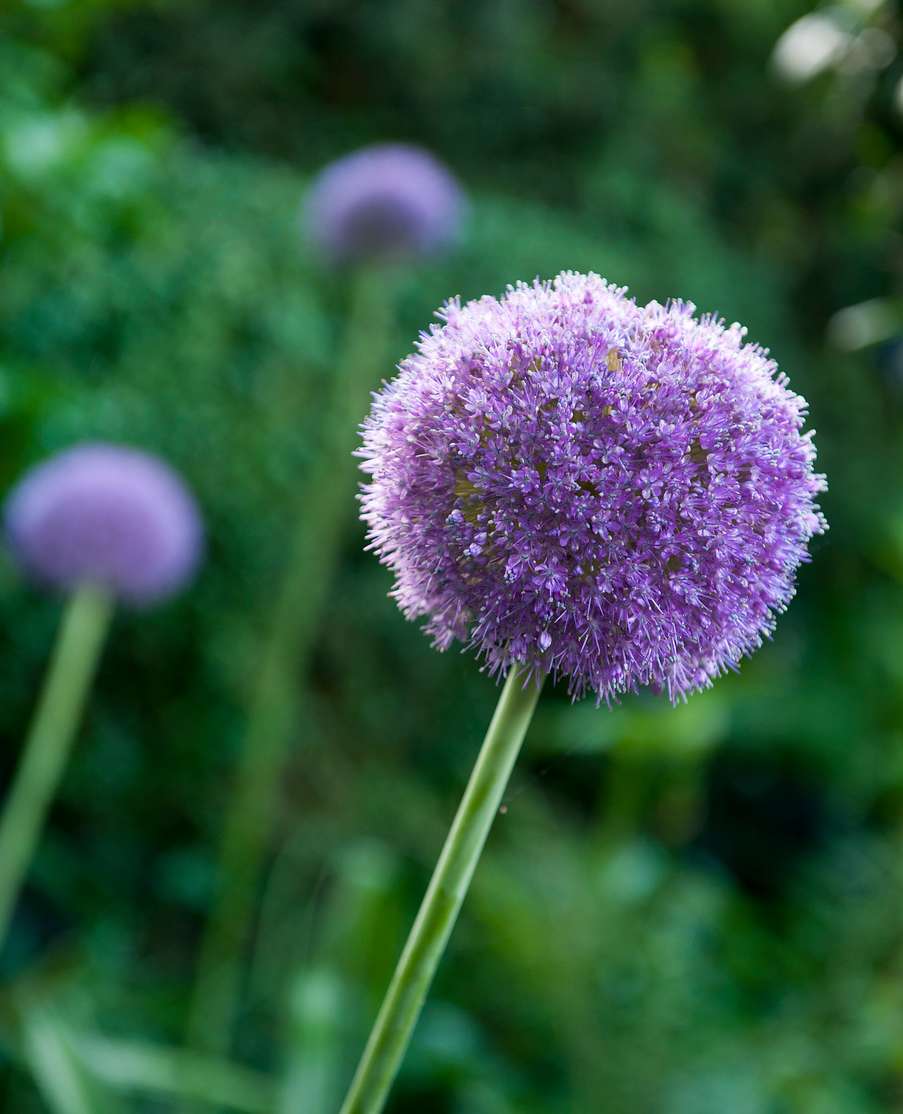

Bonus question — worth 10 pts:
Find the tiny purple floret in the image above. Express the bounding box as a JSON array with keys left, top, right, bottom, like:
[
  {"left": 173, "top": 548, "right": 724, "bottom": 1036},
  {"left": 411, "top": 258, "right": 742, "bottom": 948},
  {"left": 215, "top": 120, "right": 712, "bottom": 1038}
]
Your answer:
[
  {"left": 304, "top": 144, "right": 464, "bottom": 265},
  {"left": 359, "top": 272, "right": 827, "bottom": 702},
  {"left": 5, "top": 443, "right": 203, "bottom": 606}
]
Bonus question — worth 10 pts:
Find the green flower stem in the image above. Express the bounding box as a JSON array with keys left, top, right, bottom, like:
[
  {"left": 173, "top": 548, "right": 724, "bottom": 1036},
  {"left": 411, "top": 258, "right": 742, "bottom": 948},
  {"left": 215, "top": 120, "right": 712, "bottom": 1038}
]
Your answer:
[
  {"left": 0, "top": 584, "right": 113, "bottom": 949},
  {"left": 595, "top": 742, "right": 647, "bottom": 851},
  {"left": 337, "top": 666, "right": 543, "bottom": 1114},
  {"left": 185, "top": 268, "right": 395, "bottom": 1061}
]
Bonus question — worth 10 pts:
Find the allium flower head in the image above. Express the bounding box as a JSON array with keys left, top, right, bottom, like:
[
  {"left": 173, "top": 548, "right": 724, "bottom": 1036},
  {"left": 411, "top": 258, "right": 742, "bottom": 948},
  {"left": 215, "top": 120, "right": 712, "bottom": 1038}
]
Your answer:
[
  {"left": 5, "top": 443, "right": 203, "bottom": 606},
  {"left": 360, "top": 272, "right": 827, "bottom": 702},
  {"left": 304, "top": 144, "right": 464, "bottom": 265}
]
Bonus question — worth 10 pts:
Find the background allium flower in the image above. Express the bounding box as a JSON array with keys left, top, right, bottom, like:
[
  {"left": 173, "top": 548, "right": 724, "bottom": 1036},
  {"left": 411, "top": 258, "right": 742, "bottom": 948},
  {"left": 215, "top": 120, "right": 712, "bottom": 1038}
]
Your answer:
[
  {"left": 304, "top": 143, "right": 464, "bottom": 265},
  {"left": 360, "top": 272, "right": 827, "bottom": 702},
  {"left": 5, "top": 443, "right": 203, "bottom": 605}
]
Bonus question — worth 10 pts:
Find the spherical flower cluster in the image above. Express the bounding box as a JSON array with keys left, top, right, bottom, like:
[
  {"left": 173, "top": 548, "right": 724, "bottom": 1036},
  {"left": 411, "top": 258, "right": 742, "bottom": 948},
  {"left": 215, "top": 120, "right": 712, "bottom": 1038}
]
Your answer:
[
  {"left": 5, "top": 443, "right": 203, "bottom": 606},
  {"left": 304, "top": 144, "right": 464, "bottom": 265},
  {"left": 359, "top": 272, "right": 827, "bottom": 702}
]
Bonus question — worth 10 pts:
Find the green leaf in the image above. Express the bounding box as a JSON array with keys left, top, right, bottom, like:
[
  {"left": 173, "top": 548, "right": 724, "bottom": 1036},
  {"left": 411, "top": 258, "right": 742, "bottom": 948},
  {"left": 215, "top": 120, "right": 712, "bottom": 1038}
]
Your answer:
[
  {"left": 71, "top": 1033, "right": 277, "bottom": 1113},
  {"left": 19, "top": 1004, "right": 112, "bottom": 1114}
]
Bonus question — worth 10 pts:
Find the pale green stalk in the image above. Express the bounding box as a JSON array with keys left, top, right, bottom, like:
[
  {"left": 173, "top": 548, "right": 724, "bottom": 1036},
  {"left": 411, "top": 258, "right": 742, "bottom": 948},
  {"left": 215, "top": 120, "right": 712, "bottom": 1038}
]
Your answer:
[
  {"left": 337, "top": 667, "right": 543, "bottom": 1114},
  {"left": 185, "top": 268, "right": 394, "bottom": 1061},
  {"left": 0, "top": 584, "right": 113, "bottom": 950}
]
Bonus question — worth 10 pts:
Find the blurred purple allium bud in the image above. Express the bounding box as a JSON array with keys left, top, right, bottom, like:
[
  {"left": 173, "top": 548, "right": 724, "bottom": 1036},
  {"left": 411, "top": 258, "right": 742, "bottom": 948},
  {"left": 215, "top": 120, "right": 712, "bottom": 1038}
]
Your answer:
[
  {"left": 304, "top": 144, "right": 464, "bottom": 265},
  {"left": 360, "top": 272, "right": 827, "bottom": 702},
  {"left": 5, "top": 444, "right": 203, "bottom": 606}
]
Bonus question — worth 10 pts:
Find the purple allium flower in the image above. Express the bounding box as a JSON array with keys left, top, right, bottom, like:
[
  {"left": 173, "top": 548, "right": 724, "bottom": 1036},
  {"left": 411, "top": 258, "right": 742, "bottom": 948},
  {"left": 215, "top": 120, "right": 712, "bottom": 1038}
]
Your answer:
[
  {"left": 360, "top": 272, "right": 827, "bottom": 702},
  {"left": 5, "top": 444, "right": 203, "bottom": 606},
  {"left": 304, "top": 144, "right": 464, "bottom": 265}
]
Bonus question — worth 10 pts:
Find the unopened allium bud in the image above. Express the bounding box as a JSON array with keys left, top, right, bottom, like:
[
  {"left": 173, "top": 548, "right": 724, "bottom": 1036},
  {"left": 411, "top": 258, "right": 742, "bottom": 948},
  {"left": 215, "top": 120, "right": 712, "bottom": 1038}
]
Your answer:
[
  {"left": 304, "top": 144, "right": 464, "bottom": 265},
  {"left": 5, "top": 443, "right": 203, "bottom": 606},
  {"left": 360, "top": 272, "right": 827, "bottom": 702}
]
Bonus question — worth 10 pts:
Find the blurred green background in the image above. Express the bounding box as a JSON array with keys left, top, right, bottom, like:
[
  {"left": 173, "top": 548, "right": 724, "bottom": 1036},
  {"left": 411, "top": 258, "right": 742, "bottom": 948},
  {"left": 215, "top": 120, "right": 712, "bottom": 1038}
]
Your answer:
[{"left": 0, "top": 0, "right": 901, "bottom": 1111}]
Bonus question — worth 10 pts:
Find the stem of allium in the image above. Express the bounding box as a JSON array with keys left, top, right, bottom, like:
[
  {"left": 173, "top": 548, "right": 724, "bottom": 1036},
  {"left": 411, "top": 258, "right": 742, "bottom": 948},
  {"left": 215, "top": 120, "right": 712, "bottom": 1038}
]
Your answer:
[
  {"left": 337, "top": 666, "right": 543, "bottom": 1114},
  {"left": 185, "top": 267, "right": 395, "bottom": 1062},
  {"left": 0, "top": 584, "right": 113, "bottom": 949}
]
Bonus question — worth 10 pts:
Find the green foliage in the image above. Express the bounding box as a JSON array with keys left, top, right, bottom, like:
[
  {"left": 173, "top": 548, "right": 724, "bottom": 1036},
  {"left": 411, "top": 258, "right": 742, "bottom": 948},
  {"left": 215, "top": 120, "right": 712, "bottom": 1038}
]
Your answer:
[{"left": 0, "top": 2, "right": 901, "bottom": 1111}]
